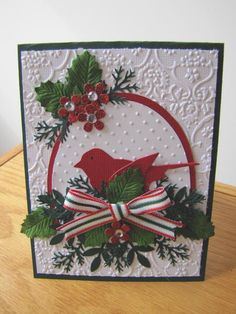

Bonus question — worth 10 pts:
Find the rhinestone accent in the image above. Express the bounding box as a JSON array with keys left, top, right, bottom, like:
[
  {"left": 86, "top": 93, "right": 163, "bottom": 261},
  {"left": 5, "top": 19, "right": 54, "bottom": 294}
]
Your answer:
[
  {"left": 64, "top": 101, "right": 75, "bottom": 112},
  {"left": 115, "top": 229, "right": 124, "bottom": 238},
  {"left": 88, "top": 91, "right": 98, "bottom": 102},
  {"left": 87, "top": 114, "right": 97, "bottom": 123}
]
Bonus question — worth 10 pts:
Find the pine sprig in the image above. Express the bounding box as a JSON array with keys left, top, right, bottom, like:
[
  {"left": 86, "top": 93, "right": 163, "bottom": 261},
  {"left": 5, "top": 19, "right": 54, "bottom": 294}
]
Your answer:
[
  {"left": 154, "top": 236, "right": 189, "bottom": 266},
  {"left": 109, "top": 66, "right": 139, "bottom": 105},
  {"left": 37, "top": 189, "right": 75, "bottom": 223},
  {"left": 52, "top": 237, "right": 85, "bottom": 273},
  {"left": 34, "top": 119, "right": 70, "bottom": 149},
  {"left": 67, "top": 176, "right": 106, "bottom": 199},
  {"left": 53, "top": 251, "right": 75, "bottom": 273},
  {"left": 109, "top": 94, "right": 128, "bottom": 105}
]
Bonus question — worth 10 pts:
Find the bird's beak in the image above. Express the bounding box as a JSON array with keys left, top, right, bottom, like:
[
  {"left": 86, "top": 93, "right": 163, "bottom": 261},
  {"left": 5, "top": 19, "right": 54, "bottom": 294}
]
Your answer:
[{"left": 74, "top": 160, "right": 82, "bottom": 168}]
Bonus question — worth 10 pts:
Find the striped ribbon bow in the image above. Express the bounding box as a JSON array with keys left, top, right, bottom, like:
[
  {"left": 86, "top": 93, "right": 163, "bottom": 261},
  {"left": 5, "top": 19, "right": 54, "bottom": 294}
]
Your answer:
[{"left": 57, "top": 187, "right": 183, "bottom": 241}]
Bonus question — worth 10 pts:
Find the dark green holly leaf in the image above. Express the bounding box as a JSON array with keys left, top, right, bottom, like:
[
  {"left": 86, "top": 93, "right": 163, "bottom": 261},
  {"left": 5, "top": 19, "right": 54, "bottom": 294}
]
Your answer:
[
  {"left": 106, "top": 168, "right": 144, "bottom": 203},
  {"left": 137, "top": 253, "right": 151, "bottom": 268},
  {"left": 179, "top": 210, "right": 215, "bottom": 240},
  {"left": 174, "top": 186, "right": 187, "bottom": 203},
  {"left": 91, "top": 256, "right": 101, "bottom": 272},
  {"left": 52, "top": 189, "right": 65, "bottom": 209},
  {"left": 127, "top": 249, "right": 135, "bottom": 266},
  {"left": 35, "top": 81, "right": 66, "bottom": 113},
  {"left": 21, "top": 207, "right": 56, "bottom": 238},
  {"left": 83, "top": 248, "right": 101, "bottom": 256},
  {"left": 50, "top": 232, "right": 65, "bottom": 245},
  {"left": 135, "top": 245, "right": 154, "bottom": 252},
  {"left": 65, "top": 51, "right": 102, "bottom": 95},
  {"left": 182, "top": 190, "right": 206, "bottom": 206},
  {"left": 37, "top": 193, "right": 53, "bottom": 207}
]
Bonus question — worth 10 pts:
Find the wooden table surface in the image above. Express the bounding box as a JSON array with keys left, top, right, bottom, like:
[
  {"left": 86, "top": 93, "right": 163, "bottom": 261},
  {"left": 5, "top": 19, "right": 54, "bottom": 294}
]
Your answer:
[{"left": 0, "top": 148, "right": 236, "bottom": 314}]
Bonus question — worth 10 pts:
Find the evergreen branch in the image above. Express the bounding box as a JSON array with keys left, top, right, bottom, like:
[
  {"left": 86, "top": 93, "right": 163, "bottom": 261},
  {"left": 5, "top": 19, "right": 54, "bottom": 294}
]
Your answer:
[
  {"left": 52, "top": 251, "right": 75, "bottom": 273},
  {"left": 67, "top": 176, "right": 106, "bottom": 199},
  {"left": 34, "top": 119, "right": 70, "bottom": 149},
  {"left": 154, "top": 236, "right": 189, "bottom": 266},
  {"left": 52, "top": 237, "right": 85, "bottom": 273},
  {"left": 109, "top": 94, "right": 128, "bottom": 105},
  {"left": 109, "top": 66, "right": 139, "bottom": 95},
  {"left": 182, "top": 190, "right": 206, "bottom": 206},
  {"left": 37, "top": 189, "right": 75, "bottom": 223},
  {"left": 156, "top": 176, "right": 169, "bottom": 188},
  {"left": 103, "top": 243, "right": 128, "bottom": 272}
]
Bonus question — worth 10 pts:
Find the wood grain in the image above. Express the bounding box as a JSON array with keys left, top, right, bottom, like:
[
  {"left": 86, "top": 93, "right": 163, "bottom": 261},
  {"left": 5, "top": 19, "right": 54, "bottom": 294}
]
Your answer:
[
  {"left": 215, "top": 182, "right": 236, "bottom": 197},
  {"left": 0, "top": 152, "right": 236, "bottom": 314},
  {"left": 0, "top": 144, "right": 23, "bottom": 166}
]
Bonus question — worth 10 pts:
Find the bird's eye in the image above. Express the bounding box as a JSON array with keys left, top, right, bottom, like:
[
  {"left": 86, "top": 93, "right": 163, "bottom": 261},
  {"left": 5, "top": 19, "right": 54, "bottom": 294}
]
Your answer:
[{"left": 90, "top": 156, "right": 94, "bottom": 160}]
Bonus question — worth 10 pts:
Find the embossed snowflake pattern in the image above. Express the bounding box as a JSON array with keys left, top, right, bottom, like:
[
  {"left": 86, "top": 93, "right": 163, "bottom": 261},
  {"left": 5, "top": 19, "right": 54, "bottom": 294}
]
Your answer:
[{"left": 185, "top": 68, "right": 200, "bottom": 83}]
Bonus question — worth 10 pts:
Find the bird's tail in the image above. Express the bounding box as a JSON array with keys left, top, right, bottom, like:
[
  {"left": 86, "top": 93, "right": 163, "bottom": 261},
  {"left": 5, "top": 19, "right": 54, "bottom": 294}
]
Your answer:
[{"left": 161, "top": 161, "right": 198, "bottom": 171}]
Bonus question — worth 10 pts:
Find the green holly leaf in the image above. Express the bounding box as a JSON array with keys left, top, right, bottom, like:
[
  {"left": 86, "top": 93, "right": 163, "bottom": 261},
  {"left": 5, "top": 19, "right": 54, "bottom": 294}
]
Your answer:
[
  {"left": 35, "top": 81, "right": 67, "bottom": 113},
  {"left": 21, "top": 207, "right": 56, "bottom": 238},
  {"left": 84, "top": 225, "right": 108, "bottom": 247},
  {"left": 65, "top": 51, "right": 102, "bottom": 94},
  {"left": 129, "top": 225, "right": 155, "bottom": 246},
  {"left": 106, "top": 168, "right": 144, "bottom": 203},
  {"left": 178, "top": 210, "right": 215, "bottom": 240}
]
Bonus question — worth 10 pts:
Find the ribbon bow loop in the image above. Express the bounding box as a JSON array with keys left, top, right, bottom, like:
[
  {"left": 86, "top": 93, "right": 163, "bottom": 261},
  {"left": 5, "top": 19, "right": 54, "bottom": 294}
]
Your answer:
[{"left": 57, "top": 187, "right": 183, "bottom": 241}]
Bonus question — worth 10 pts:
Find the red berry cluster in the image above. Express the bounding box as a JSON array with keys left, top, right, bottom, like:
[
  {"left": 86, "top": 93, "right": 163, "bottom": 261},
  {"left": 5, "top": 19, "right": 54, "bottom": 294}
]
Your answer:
[
  {"left": 57, "top": 82, "right": 109, "bottom": 132},
  {"left": 105, "top": 222, "right": 130, "bottom": 244}
]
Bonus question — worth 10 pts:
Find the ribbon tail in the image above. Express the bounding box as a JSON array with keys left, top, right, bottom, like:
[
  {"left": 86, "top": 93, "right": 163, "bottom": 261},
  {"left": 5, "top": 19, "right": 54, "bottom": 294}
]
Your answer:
[
  {"left": 56, "top": 209, "right": 113, "bottom": 241},
  {"left": 125, "top": 213, "right": 183, "bottom": 240}
]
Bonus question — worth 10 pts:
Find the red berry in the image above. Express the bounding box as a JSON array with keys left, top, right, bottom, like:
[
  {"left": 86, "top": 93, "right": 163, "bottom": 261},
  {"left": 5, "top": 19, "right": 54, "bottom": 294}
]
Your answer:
[
  {"left": 104, "top": 228, "right": 114, "bottom": 237},
  {"left": 99, "top": 94, "right": 109, "bottom": 104},
  {"left": 68, "top": 112, "right": 77, "bottom": 123},
  {"left": 121, "top": 234, "right": 129, "bottom": 242},
  {"left": 75, "top": 105, "right": 85, "bottom": 113},
  {"left": 91, "top": 101, "right": 100, "bottom": 109},
  {"left": 96, "top": 109, "right": 106, "bottom": 119},
  {"left": 110, "top": 236, "right": 119, "bottom": 244},
  {"left": 85, "top": 104, "right": 97, "bottom": 114},
  {"left": 77, "top": 113, "right": 87, "bottom": 122},
  {"left": 121, "top": 224, "right": 130, "bottom": 233},
  {"left": 81, "top": 94, "right": 89, "bottom": 104},
  {"left": 95, "top": 82, "right": 106, "bottom": 94},
  {"left": 84, "top": 122, "right": 93, "bottom": 132},
  {"left": 59, "top": 96, "right": 70, "bottom": 105},
  {"left": 71, "top": 95, "right": 81, "bottom": 105},
  {"left": 58, "top": 107, "right": 68, "bottom": 118},
  {"left": 94, "top": 120, "right": 104, "bottom": 130},
  {"left": 84, "top": 83, "right": 94, "bottom": 93}
]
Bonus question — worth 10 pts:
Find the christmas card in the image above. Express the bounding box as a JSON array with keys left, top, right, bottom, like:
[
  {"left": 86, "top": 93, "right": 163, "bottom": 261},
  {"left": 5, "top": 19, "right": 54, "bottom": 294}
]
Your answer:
[{"left": 19, "top": 42, "right": 223, "bottom": 281}]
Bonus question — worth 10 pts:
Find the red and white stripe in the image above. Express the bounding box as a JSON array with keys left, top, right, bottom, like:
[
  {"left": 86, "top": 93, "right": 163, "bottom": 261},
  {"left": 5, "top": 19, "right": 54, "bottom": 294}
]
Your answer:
[{"left": 57, "top": 187, "right": 183, "bottom": 241}]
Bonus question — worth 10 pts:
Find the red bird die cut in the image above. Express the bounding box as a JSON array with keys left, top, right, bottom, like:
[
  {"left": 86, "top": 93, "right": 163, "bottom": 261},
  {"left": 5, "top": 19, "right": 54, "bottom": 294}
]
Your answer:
[{"left": 74, "top": 148, "right": 197, "bottom": 191}]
